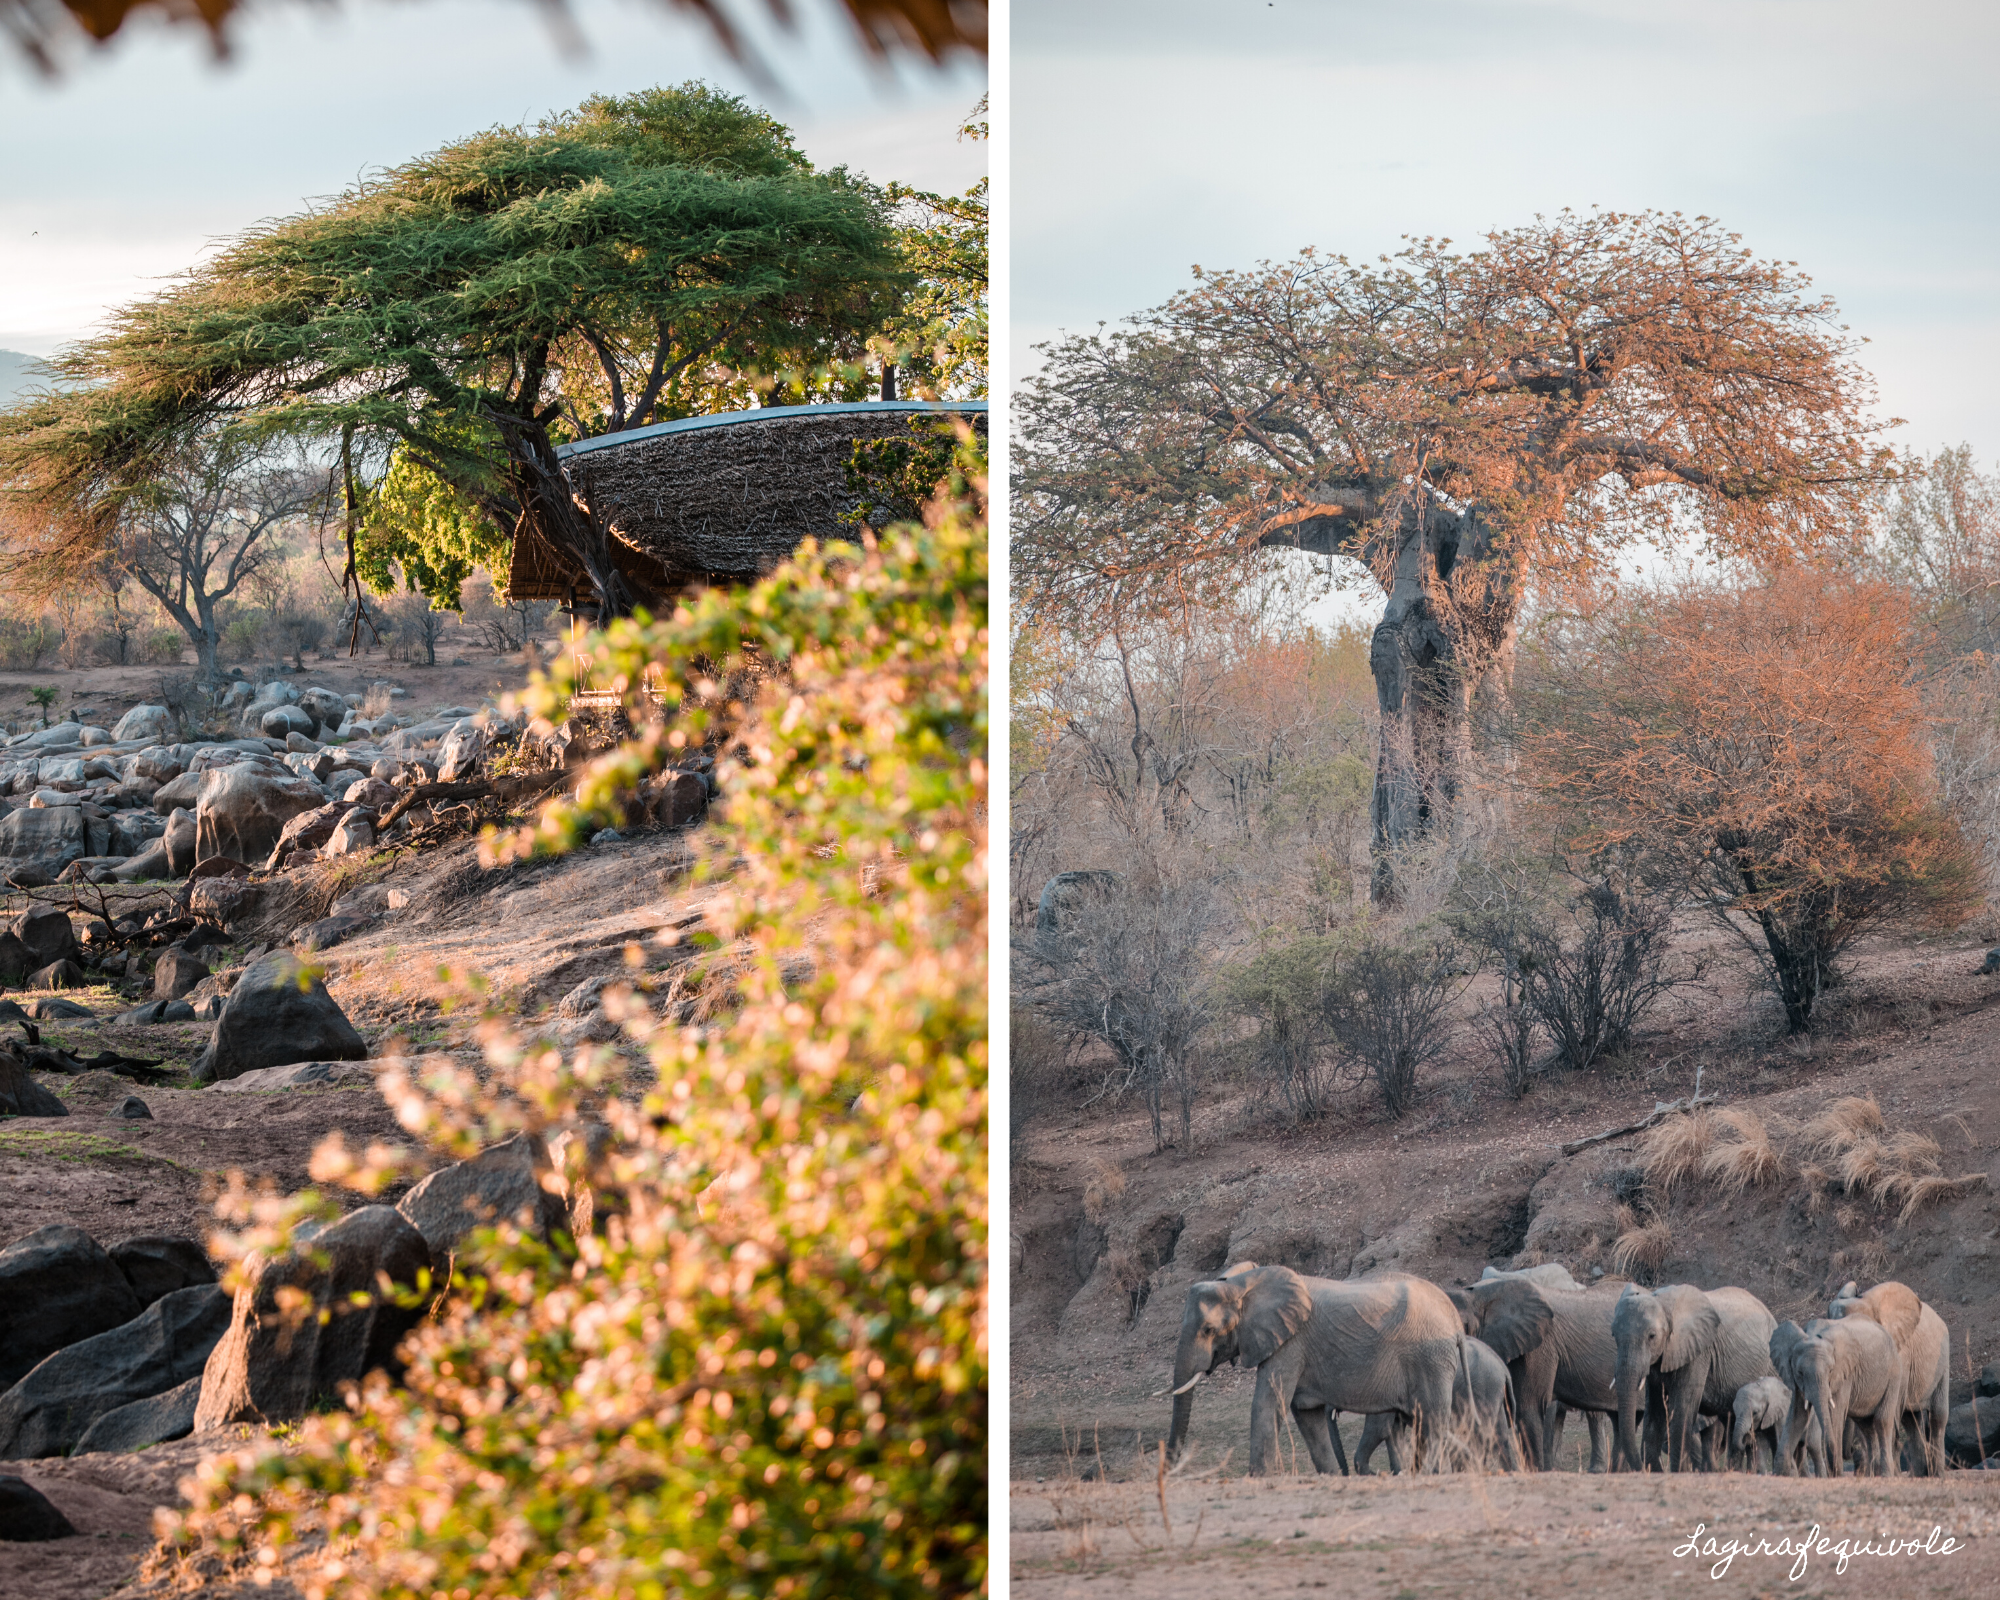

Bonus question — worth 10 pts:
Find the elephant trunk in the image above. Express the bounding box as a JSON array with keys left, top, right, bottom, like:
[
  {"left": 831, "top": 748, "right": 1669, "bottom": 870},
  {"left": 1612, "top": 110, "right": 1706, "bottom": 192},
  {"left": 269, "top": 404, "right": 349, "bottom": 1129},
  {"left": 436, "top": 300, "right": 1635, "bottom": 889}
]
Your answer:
[
  {"left": 1166, "top": 1325, "right": 1207, "bottom": 1462},
  {"left": 1809, "top": 1384, "right": 1842, "bottom": 1480},
  {"left": 1614, "top": 1358, "right": 1646, "bottom": 1473}
]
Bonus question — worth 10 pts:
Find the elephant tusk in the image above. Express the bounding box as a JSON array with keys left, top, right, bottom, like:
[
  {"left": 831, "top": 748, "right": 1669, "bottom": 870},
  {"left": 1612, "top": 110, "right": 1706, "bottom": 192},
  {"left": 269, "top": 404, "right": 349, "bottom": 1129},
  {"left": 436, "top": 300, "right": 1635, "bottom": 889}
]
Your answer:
[{"left": 1158, "top": 1371, "right": 1207, "bottom": 1398}]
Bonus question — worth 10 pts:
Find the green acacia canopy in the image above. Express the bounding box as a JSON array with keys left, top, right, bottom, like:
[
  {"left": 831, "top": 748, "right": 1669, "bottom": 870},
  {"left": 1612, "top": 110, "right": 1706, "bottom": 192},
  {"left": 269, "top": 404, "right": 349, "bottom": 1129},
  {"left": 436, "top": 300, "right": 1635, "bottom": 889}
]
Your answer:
[{"left": 0, "top": 83, "right": 908, "bottom": 615}]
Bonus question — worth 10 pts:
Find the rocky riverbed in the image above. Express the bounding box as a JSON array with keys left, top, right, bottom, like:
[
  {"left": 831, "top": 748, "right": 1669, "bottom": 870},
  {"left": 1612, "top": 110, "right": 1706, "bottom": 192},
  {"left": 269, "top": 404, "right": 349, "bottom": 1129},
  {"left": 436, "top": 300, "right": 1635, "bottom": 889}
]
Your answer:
[{"left": 0, "top": 673, "right": 716, "bottom": 1595}]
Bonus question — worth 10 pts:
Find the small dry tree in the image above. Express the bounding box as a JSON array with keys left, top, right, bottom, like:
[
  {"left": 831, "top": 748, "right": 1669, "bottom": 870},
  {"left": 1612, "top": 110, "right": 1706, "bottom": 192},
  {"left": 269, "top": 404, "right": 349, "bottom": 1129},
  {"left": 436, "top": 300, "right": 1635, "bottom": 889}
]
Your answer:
[
  {"left": 1218, "top": 935, "right": 1343, "bottom": 1123},
  {"left": 1523, "top": 878, "right": 1690, "bottom": 1075},
  {"left": 1016, "top": 875, "right": 1220, "bottom": 1150},
  {"left": 1320, "top": 938, "right": 1465, "bottom": 1119}
]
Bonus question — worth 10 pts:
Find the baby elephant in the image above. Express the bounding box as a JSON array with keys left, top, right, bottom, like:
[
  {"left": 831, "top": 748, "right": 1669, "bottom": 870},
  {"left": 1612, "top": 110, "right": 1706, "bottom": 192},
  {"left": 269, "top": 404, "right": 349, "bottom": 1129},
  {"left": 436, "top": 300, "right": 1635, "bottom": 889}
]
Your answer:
[{"left": 1731, "top": 1377, "right": 1792, "bottom": 1473}]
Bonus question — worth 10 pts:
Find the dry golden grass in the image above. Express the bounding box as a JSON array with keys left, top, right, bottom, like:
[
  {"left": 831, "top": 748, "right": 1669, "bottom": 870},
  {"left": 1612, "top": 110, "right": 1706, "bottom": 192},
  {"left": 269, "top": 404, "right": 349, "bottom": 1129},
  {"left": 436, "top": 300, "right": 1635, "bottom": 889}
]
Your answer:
[
  {"left": 1835, "top": 1138, "right": 1888, "bottom": 1200},
  {"left": 1610, "top": 1203, "right": 1674, "bottom": 1277},
  {"left": 1083, "top": 1162, "right": 1128, "bottom": 1225},
  {"left": 1799, "top": 1094, "right": 1884, "bottom": 1162},
  {"left": 1893, "top": 1171, "right": 1988, "bottom": 1224},
  {"left": 1661, "top": 1090, "right": 1982, "bottom": 1232},
  {"left": 1782, "top": 1097, "right": 1985, "bottom": 1225},
  {"left": 1637, "top": 1109, "right": 1715, "bottom": 1191},
  {"left": 1883, "top": 1129, "right": 1943, "bottom": 1170},
  {"left": 1698, "top": 1108, "right": 1789, "bottom": 1194}
]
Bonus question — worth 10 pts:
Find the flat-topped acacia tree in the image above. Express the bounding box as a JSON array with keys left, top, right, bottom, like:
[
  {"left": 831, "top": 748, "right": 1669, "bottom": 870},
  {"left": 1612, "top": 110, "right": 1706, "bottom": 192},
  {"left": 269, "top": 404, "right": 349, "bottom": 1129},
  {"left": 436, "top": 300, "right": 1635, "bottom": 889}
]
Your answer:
[
  {"left": 1015, "top": 211, "right": 1895, "bottom": 901},
  {"left": 0, "top": 83, "right": 905, "bottom": 620}
]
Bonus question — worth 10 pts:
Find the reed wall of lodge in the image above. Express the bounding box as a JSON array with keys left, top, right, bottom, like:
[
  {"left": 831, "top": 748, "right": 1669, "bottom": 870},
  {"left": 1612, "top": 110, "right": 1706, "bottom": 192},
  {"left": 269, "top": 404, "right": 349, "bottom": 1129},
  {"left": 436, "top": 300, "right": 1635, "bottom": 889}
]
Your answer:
[{"left": 507, "top": 400, "right": 987, "bottom": 602}]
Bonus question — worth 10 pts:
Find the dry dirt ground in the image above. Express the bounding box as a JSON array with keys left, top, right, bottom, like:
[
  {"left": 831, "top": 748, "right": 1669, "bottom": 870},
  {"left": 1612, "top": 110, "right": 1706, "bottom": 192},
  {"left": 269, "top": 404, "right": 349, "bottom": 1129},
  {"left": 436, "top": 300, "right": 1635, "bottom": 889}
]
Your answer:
[
  {"left": 0, "top": 1428, "right": 273, "bottom": 1600},
  {"left": 1011, "top": 1469, "right": 2000, "bottom": 1598},
  {"left": 1011, "top": 916, "right": 2000, "bottom": 1591},
  {"left": 0, "top": 652, "right": 711, "bottom": 1595}
]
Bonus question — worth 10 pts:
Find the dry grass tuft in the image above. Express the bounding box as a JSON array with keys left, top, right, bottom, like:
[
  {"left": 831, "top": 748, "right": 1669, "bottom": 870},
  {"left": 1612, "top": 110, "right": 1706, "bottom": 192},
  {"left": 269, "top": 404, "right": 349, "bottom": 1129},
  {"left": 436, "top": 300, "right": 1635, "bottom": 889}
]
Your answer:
[
  {"left": 1780, "top": 1094, "right": 1985, "bottom": 1226},
  {"left": 1082, "top": 1162, "right": 1128, "bottom": 1225},
  {"left": 1797, "top": 1162, "right": 1832, "bottom": 1217},
  {"left": 1799, "top": 1095, "right": 1884, "bottom": 1162},
  {"left": 1894, "top": 1172, "right": 1988, "bottom": 1225},
  {"left": 1610, "top": 1203, "right": 1674, "bottom": 1278},
  {"left": 1883, "top": 1129, "right": 1943, "bottom": 1171},
  {"left": 1698, "top": 1108, "right": 1789, "bottom": 1194},
  {"left": 1835, "top": 1138, "right": 1889, "bottom": 1201},
  {"left": 1638, "top": 1109, "right": 1715, "bottom": 1191}
]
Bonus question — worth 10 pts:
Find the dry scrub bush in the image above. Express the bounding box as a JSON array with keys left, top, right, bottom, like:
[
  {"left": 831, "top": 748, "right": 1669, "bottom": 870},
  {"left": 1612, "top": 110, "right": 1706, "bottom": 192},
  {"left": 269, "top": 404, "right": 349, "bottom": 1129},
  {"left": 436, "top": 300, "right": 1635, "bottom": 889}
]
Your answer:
[
  {"left": 156, "top": 521, "right": 988, "bottom": 1597},
  {"left": 1321, "top": 938, "right": 1464, "bottom": 1119},
  {"left": 1522, "top": 879, "right": 1689, "bottom": 1075},
  {"left": 1515, "top": 573, "right": 1984, "bottom": 1032},
  {"left": 1218, "top": 934, "right": 1344, "bottom": 1122},
  {"left": 1015, "top": 876, "right": 1219, "bottom": 1150}
]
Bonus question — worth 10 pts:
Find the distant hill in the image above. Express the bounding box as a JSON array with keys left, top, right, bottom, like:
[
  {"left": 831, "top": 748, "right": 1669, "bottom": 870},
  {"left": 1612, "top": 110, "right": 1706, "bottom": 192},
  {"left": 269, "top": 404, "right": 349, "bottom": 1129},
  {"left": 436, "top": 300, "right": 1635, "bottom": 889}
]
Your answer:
[{"left": 0, "top": 350, "right": 50, "bottom": 404}]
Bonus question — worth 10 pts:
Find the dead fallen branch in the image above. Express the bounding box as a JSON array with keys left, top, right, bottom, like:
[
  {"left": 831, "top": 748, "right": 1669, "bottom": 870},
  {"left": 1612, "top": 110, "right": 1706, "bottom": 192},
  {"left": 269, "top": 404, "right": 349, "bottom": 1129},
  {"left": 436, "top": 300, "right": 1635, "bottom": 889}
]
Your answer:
[
  {"left": 378, "top": 774, "right": 567, "bottom": 832},
  {"left": 377, "top": 781, "right": 497, "bottom": 832},
  {"left": 1561, "top": 1093, "right": 1719, "bottom": 1157}
]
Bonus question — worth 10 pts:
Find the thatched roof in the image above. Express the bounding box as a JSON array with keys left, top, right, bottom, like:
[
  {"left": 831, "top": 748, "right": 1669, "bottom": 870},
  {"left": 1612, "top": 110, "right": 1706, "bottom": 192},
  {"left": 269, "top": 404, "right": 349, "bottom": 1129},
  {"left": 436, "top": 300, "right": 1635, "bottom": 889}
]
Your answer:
[{"left": 508, "top": 399, "right": 987, "bottom": 602}]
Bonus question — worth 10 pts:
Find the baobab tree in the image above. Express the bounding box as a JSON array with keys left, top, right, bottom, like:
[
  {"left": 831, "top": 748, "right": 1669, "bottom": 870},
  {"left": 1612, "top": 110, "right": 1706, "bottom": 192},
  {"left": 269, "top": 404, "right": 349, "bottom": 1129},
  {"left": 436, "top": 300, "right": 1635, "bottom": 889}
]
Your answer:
[{"left": 1015, "top": 210, "right": 1895, "bottom": 900}]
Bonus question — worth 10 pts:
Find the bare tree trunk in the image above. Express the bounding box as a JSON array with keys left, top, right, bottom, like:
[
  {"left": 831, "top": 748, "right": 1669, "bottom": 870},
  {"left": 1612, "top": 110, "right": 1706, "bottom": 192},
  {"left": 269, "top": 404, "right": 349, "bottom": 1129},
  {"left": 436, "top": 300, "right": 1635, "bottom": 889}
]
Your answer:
[
  {"left": 1272, "top": 499, "right": 1523, "bottom": 903},
  {"left": 489, "top": 410, "right": 650, "bottom": 622}
]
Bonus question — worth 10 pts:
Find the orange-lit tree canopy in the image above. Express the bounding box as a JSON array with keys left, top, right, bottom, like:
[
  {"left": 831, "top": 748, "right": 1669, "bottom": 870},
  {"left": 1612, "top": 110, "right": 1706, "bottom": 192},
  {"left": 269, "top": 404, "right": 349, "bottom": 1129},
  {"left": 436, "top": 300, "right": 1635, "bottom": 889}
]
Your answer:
[{"left": 1514, "top": 572, "right": 1981, "bottom": 1031}]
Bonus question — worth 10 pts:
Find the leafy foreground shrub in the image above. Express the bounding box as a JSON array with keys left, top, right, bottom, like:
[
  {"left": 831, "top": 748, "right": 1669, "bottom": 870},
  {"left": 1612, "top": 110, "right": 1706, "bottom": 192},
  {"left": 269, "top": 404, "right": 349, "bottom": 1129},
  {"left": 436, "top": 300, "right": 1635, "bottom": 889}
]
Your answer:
[{"left": 153, "top": 518, "right": 988, "bottom": 1597}]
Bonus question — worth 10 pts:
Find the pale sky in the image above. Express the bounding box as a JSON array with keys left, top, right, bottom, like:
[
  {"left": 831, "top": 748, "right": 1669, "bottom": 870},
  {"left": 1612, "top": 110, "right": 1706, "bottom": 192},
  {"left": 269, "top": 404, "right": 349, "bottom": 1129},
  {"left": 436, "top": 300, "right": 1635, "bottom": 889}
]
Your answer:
[
  {"left": 1014, "top": 0, "right": 2000, "bottom": 459},
  {"left": 0, "top": 0, "right": 986, "bottom": 366}
]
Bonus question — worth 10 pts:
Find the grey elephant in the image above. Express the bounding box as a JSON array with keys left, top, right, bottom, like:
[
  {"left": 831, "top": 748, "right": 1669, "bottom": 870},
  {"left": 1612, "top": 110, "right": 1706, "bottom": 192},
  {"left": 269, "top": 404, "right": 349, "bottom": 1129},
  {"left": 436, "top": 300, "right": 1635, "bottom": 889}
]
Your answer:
[
  {"left": 1613, "top": 1283, "right": 1777, "bottom": 1472},
  {"left": 1730, "top": 1376, "right": 1797, "bottom": 1473},
  {"left": 1478, "top": 1262, "right": 1582, "bottom": 1291},
  {"left": 1827, "top": 1279, "right": 1949, "bottom": 1475},
  {"left": 1165, "top": 1264, "right": 1463, "bottom": 1475},
  {"left": 1456, "top": 1275, "right": 1627, "bottom": 1472},
  {"left": 1770, "top": 1317, "right": 1906, "bottom": 1477},
  {"left": 1353, "top": 1334, "right": 1520, "bottom": 1473}
]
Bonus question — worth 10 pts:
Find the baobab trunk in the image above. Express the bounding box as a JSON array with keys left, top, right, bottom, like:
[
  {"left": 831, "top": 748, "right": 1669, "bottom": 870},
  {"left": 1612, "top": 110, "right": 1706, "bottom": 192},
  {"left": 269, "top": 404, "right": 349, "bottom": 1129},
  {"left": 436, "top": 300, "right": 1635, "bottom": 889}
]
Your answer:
[
  {"left": 1263, "top": 498, "right": 1522, "bottom": 903},
  {"left": 1366, "top": 504, "right": 1520, "bottom": 902}
]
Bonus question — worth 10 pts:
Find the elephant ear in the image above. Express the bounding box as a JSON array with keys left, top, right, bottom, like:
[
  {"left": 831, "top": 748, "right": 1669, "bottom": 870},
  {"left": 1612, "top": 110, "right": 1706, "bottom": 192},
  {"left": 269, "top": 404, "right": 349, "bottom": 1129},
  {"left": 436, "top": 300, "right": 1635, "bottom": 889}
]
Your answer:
[
  {"left": 1769, "top": 1320, "right": 1809, "bottom": 1384},
  {"left": 1864, "top": 1282, "right": 1921, "bottom": 1348},
  {"left": 1237, "top": 1265, "right": 1312, "bottom": 1367},
  {"left": 1219, "top": 1261, "right": 1259, "bottom": 1281},
  {"left": 1447, "top": 1287, "right": 1477, "bottom": 1336},
  {"left": 1475, "top": 1280, "right": 1553, "bottom": 1364},
  {"left": 1658, "top": 1286, "right": 1721, "bottom": 1372}
]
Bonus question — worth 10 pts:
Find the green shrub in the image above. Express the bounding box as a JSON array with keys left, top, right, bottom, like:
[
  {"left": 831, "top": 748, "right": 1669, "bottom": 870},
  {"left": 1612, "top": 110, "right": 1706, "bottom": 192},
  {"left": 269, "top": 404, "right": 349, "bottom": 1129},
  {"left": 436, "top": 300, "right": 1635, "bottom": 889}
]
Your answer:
[
  {"left": 0, "top": 618, "right": 57, "bottom": 671},
  {"left": 161, "top": 507, "right": 988, "bottom": 1597},
  {"left": 221, "top": 614, "right": 264, "bottom": 662}
]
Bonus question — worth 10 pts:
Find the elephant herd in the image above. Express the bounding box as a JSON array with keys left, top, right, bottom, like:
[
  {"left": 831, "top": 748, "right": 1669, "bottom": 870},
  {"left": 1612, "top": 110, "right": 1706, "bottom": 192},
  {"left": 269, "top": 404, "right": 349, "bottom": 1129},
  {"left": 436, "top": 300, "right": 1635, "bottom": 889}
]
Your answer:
[{"left": 1164, "top": 1261, "right": 1954, "bottom": 1478}]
